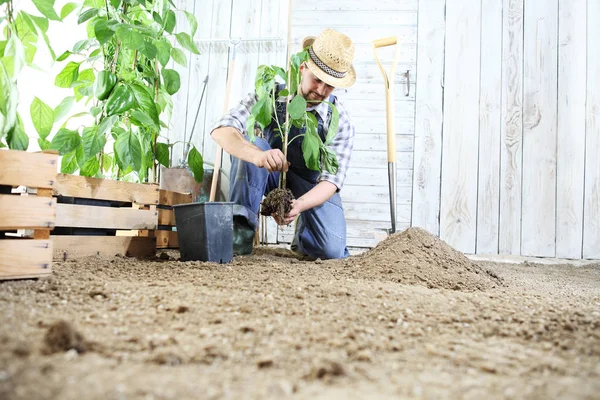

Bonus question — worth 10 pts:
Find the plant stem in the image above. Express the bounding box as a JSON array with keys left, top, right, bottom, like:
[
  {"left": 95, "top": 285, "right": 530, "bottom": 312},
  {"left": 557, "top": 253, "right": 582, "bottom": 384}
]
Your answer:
[
  {"left": 153, "top": 58, "right": 160, "bottom": 182},
  {"left": 132, "top": 50, "right": 138, "bottom": 71},
  {"left": 281, "top": 0, "right": 293, "bottom": 190},
  {"left": 6, "top": 1, "right": 13, "bottom": 38}
]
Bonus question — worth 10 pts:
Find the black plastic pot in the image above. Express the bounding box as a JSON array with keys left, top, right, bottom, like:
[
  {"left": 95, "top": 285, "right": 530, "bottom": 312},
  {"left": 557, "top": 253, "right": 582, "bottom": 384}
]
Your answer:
[{"left": 173, "top": 202, "right": 234, "bottom": 263}]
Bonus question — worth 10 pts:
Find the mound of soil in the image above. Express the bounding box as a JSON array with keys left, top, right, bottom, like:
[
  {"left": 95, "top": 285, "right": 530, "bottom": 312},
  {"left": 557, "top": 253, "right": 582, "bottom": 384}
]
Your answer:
[
  {"left": 343, "top": 227, "right": 502, "bottom": 291},
  {"left": 42, "top": 320, "right": 87, "bottom": 354}
]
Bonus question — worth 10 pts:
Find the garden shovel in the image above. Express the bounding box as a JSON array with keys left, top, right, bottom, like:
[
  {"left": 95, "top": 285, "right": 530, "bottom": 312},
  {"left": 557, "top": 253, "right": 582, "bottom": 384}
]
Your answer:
[{"left": 373, "top": 36, "right": 400, "bottom": 234}]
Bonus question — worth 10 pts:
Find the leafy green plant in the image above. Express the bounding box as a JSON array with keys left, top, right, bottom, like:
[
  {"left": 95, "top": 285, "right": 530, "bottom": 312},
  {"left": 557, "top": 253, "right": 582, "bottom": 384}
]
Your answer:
[
  {"left": 0, "top": 0, "right": 65, "bottom": 150},
  {"left": 246, "top": 50, "right": 340, "bottom": 177},
  {"left": 33, "top": 0, "right": 204, "bottom": 183}
]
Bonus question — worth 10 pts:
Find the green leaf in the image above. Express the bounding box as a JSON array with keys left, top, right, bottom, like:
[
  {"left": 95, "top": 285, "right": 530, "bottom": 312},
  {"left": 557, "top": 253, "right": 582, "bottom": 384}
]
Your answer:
[
  {"left": 246, "top": 114, "right": 256, "bottom": 143},
  {"left": 288, "top": 96, "right": 306, "bottom": 120},
  {"left": 60, "top": 2, "right": 79, "bottom": 20},
  {"left": 187, "top": 146, "right": 203, "bottom": 182},
  {"left": 323, "top": 102, "right": 339, "bottom": 145},
  {"left": 301, "top": 113, "right": 320, "bottom": 171},
  {"left": 109, "top": 0, "right": 120, "bottom": 8},
  {"left": 80, "top": 156, "right": 100, "bottom": 177},
  {"left": 54, "top": 96, "right": 76, "bottom": 122},
  {"left": 27, "top": 14, "right": 56, "bottom": 60},
  {"left": 155, "top": 39, "right": 171, "bottom": 67},
  {"left": 130, "top": 109, "right": 156, "bottom": 128},
  {"left": 163, "top": 10, "right": 176, "bottom": 33},
  {"left": 32, "top": 0, "right": 61, "bottom": 21},
  {"left": 38, "top": 138, "right": 52, "bottom": 150},
  {"left": 320, "top": 145, "right": 338, "bottom": 175},
  {"left": 61, "top": 150, "right": 79, "bottom": 174},
  {"left": 90, "top": 106, "right": 102, "bottom": 117},
  {"left": 183, "top": 11, "right": 198, "bottom": 37},
  {"left": 56, "top": 50, "right": 71, "bottom": 62},
  {"left": 152, "top": 11, "right": 163, "bottom": 25},
  {"left": 97, "top": 115, "right": 118, "bottom": 136},
  {"left": 50, "top": 128, "right": 81, "bottom": 155},
  {"left": 78, "top": 8, "right": 99, "bottom": 24},
  {"left": 170, "top": 47, "right": 186, "bottom": 67},
  {"left": 82, "top": 126, "right": 106, "bottom": 159},
  {"left": 94, "top": 19, "right": 117, "bottom": 45},
  {"left": 161, "top": 69, "right": 180, "bottom": 95},
  {"left": 30, "top": 97, "right": 54, "bottom": 139},
  {"left": 102, "top": 153, "right": 113, "bottom": 172},
  {"left": 6, "top": 120, "right": 29, "bottom": 150},
  {"left": 155, "top": 142, "right": 169, "bottom": 168},
  {"left": 4, "top": 35, "right": 25, "bottom": 78},
  {"left": 139, "top": 40, "right": 157, "bottom": 60},
  {"left": 55, "top": 61, "right": 80, "bottom": 88},
  {"left": 251, "top": 97, "right": 272, "bottom": 129},
  {"left": 175, "top": 32, "right": 199, "bottom": 55},
  {"left": 130, "top": 83, "right": 158, "bottom": 126},
  {"left": 115, "top": 24, "right": 144, "bottom": 50},
  {"left": 114, "top": 130, "right": 143, "bottom": 171}
]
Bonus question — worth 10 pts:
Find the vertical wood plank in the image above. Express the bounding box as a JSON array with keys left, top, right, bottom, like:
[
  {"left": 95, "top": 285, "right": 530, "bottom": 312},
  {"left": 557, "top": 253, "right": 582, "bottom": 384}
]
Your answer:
[
  {"left": 201, "top": 0, "right": 234, "bottom": 174},
  {"left": 521, "top": 0, "right": 558, "bottom": 257},
  {"left": 499, "top": 0, "right": 524, "bottom": 255},
  {"left": 557, "top": 0, "right": 586, "bottom": 258},
  {"left": 439, "top": 0, "right": 481, "bottom": 253},
  {"left": 584, "top": 0, "right": 600, "bottom": 259},
  {"left": 168, "top": 0, "right": 192, "bottom": 166},
  {"left": 476, "top": 0, "right": 503, "bottom": 254},
  {"left": 411, "top": 0, "right": 446, "bottom": 236},
  {"left": 183, "top": 0, "right": 215, "bottom": 162}
]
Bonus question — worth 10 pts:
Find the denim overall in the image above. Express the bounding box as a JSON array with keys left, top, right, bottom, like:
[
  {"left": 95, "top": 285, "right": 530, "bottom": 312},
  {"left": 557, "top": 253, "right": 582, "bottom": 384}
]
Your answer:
[{"left": 229, "top": 90, "right": 350, "bottom": 259}]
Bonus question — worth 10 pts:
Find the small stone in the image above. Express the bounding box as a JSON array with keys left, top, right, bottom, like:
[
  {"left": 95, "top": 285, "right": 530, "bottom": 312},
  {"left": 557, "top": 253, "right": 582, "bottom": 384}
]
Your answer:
[{"left": 257, "top": 358, "right": 274, "bottom": 369}]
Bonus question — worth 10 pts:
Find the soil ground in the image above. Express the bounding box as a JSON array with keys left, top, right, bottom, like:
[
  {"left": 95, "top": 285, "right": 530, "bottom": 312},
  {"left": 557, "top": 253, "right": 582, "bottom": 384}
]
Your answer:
[{"left": 1, "top": 228, "right": 599, "bottom": 399}]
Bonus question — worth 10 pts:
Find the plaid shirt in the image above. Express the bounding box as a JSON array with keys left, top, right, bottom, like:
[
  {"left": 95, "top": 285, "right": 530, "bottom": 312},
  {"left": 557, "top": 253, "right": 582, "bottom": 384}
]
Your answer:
[{"left": 212, "top": 92, "right": 355, "bottom": 190}]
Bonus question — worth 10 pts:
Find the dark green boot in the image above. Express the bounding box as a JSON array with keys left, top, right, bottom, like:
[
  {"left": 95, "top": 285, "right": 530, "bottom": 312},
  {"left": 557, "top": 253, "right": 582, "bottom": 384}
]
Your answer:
[{"left": 233, "top": 216, "right": 255, "bottom": 256}]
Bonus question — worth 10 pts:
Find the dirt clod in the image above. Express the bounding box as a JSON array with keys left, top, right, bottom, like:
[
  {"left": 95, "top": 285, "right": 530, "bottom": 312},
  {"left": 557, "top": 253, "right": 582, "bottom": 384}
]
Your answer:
[
  {"left": 309, "top": 359, "right": 346, "bottom": 380},
  {"left": 42, "top": 320, "right": 87, "bottom": 355},
  {"left": 261, "top": 188, "right": 294, "bottom": 220}
]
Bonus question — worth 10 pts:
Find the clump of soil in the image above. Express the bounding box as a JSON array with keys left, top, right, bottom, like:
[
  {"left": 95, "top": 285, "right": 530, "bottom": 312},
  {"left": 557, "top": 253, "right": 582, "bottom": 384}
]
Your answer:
[
  {"left": 42, "top": 320, "right": 87, "bottom": 354},
  {"left": 261, "top": 188, "right": 294, "bottom": 220},
  {"left": 344, "top": 227, "right": 502, "bottom": 291}
]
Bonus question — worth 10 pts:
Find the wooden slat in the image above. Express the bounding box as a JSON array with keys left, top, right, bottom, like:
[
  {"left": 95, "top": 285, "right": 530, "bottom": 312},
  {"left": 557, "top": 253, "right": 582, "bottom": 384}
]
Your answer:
[
  {"left": 53, "top": 236, "right": 156, "bottom": 260},
  {"left": 34, "top": 188, "right": 54, "bottom": 239},
  {"left": 476, "top": 0, "right": 503, "bottom": 254},
  {"left": 557, "top": 0, "right": 587, "bottom": 258},
  {"left": 521, "top": 0, "right": 558, "bottom": 257},
  {"left": 294, "top": 0, "right": 418, "bottom": 11},
  {"left": 55, "top": 204, "right": 158, "bottom": 230},
  {"left": 439, "top": 0, "right": 481, "bottom": 253},
  {"left": 294, "top": 10, "right": 417, "bottom": 27},
  {"left": 0, "top": 240, "right": 52, "bottom": 280},
  {"left": 54, "top": 174, "right": 159, "bottom": 205},
  {"left": 499, "top": 0, "right": 524, "bottom": 255},
  {"left": 155, "top": 230, "right": 179, "bottom": 249},
  {"left": 0, "top": 150, "right": 57, "bottom": 189},
  {"left": 158, "top": 189, "right": 192, "bottom": 206},
  {"left": 584, "top": 0, "right": 600, "bottom": 259},
  {"left": 0, "top": 194, "right": 56, "bottom": 230},
  {"left": 411, "top": 0, "right": 446, "bottom": 235},
  {"left": 158, "top": 208, "right": 176, "bottom": 226}
]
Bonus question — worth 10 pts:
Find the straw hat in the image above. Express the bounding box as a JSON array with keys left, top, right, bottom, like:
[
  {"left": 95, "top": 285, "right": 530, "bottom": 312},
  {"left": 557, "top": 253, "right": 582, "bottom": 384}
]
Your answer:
[{"left": 301, "top": 29, "right": 356, "bottom": 88}]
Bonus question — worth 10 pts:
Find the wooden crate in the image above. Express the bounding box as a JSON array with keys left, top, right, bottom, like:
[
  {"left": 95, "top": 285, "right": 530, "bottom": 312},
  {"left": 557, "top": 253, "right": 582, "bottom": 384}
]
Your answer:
[
  {"left": 154, "top": 189, "right": 193, "bottom": 249},
  {"left": 0, "top": 150, "right": 58, "bottom": 280},
  {"left": 52, "top": 174, "right": 160, "bottom": 260}
]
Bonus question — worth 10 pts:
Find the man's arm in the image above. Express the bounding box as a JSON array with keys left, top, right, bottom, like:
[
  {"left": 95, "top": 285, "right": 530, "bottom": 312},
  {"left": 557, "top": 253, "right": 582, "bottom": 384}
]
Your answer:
[
  {"left": 279, "top": 180, "right": 337, "bottom": 225},
  {"left": 211, "top": 126, "right": 288, "bottom": 174}
]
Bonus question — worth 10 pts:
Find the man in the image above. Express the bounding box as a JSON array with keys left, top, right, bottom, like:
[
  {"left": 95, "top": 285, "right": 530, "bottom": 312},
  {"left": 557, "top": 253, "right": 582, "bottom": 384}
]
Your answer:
[{"left": 211, "top": 29, "right": 356, "bottom": 259}]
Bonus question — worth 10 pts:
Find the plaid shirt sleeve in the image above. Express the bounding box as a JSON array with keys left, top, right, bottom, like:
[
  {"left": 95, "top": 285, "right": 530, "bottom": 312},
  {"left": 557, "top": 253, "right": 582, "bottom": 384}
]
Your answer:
[
  {"left": 211, "top": 92, "right": 258, "bottom": 134},
  {"left": 319, "top": 98, "right": 355, "bottom": 191}
]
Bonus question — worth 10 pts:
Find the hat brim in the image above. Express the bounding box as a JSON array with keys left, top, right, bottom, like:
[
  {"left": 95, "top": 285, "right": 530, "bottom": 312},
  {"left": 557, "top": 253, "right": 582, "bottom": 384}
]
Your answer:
[{"left": 301, "top": 36, "right": 356, "bottom": 89}]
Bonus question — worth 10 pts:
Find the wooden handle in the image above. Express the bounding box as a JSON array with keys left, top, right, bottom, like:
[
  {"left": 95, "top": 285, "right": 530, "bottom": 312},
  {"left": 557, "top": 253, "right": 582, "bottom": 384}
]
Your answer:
[
  {"left": 209, "top": 58, "right": 236, "bottom": 202},
  {"left": 373, "top": 36, "right": 397, "bottom": 48},
  {"left": 385, "top": 89, "right": 396, "bottom": 162}
]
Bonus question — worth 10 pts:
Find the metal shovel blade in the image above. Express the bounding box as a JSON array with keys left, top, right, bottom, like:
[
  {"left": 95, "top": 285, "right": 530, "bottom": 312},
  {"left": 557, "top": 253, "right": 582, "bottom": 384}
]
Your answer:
[{"left": 388, "top": 162, "right": 397, "bottom": 234}]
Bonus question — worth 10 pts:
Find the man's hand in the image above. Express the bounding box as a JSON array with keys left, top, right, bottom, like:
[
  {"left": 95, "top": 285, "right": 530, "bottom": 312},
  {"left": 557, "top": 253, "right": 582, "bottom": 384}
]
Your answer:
[
  {"left": 273, "top": 198, "right": 306, "bottom": 226},
  {"left": 255, "top": 149, "right": 289, "bottom": 173}
]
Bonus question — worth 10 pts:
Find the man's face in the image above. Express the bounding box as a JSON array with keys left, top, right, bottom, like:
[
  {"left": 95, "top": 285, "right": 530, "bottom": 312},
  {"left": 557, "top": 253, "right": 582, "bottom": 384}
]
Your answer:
[{"left": 299, "top": 63, "right": 335, "bottom": 106}]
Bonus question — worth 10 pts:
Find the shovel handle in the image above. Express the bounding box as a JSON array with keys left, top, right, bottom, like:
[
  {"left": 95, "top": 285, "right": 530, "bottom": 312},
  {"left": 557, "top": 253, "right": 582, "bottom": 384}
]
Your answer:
[{"left": 373, "top": 36, "right": 397, "bottom": 48}]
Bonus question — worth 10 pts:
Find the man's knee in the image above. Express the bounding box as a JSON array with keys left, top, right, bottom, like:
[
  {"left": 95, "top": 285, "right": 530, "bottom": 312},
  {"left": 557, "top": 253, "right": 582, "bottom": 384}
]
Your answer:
[{"left": 298, "top": 231, "right": 347, "bottom": 260}]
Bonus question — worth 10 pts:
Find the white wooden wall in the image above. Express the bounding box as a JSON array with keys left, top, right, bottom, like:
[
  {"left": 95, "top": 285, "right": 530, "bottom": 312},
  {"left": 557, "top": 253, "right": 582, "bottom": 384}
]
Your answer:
[
  {"left": 414, "top": 0, "right": 600, "bottom": 259},
  {"left": 170, "top": 1, "right": 598, "bottom": 259}
]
